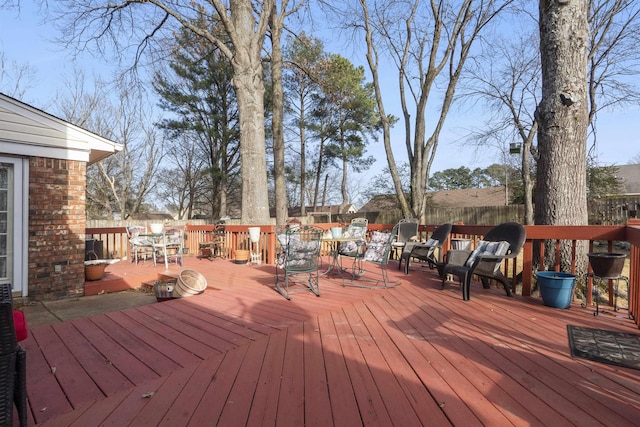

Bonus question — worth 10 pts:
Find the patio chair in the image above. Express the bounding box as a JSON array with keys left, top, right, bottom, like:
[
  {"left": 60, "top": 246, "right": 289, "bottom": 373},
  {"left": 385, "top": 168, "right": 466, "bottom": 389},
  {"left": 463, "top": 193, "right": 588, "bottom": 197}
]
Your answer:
[
  {"left": 337, "top": 217, "right": 369, "bottom": 257},
  {"left": 442, "top": 222, "right": 526, "bottom": 301},
  {"left": 0, "top": 284, "right": 27, "bottom": 427},
  {"left": 275, "top": 225, "right": 324, "bottom": 300},
  {"left": 126, "top": 226, "right": 156, "bottom": 265},
  {"left": 399, "top": 223, "right": 453, "bottom": 275},
  {"left": 342, "top": 222, "right": 400, "bottom": 289},
  {"left": 160, "top": 226, "right": 184, "bottom": 268},
  {"left": 390, "top": 218, "right": 419, "bottom": 259}
]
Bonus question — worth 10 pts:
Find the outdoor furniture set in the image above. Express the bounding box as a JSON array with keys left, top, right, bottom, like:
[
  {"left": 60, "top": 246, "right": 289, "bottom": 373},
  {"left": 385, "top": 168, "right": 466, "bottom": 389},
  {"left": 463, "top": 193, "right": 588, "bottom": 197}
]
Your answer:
[
  {"left": 275, "top": 219, "right": 414, "bottom": 299},
  {"left": 126, "top": 224, "right": 185, "bottom": 269},
  {"left": 401, "top": 221, "right": 526, "bottom": 301}
]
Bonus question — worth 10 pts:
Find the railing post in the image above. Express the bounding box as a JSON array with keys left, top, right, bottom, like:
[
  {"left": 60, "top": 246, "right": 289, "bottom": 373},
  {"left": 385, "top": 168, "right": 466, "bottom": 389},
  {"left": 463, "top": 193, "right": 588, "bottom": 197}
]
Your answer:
[{"left": 522, "top": 239, "right": 533, "bottom": 296}]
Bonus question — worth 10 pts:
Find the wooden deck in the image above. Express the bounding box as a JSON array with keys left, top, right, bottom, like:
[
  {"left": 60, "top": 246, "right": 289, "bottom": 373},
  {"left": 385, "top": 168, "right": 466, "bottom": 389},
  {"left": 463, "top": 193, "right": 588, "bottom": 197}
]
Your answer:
[{"left": 20, "top": 256, "right": 640, "bottom": 426}]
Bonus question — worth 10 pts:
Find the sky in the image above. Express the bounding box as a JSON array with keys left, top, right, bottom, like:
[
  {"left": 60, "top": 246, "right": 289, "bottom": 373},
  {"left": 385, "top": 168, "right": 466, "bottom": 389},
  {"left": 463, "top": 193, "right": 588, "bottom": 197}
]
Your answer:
[{"left": 0, "top": 1, "right": 638, "bottom": 183}]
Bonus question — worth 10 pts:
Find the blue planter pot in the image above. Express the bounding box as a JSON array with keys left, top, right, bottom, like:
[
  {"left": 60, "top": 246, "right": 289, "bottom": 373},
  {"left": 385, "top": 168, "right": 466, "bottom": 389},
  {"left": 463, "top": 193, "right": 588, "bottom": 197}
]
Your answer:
[{"left": 536, "top": 271, "right": 576, "bottom": 309}]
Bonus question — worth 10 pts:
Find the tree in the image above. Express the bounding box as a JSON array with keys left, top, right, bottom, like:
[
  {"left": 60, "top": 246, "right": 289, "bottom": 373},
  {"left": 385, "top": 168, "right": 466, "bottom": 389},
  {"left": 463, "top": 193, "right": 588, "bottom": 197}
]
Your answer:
[
  {"left": 153, "top": 19, "right": 240, "bottom": 220},
  {"left": 466, "top": 1, "right": 640, "bottom": 225},
  {"left": 156, "top": 135, "right": 207, "bottom": 219},
  {"left": 587, "top": 164, "right": 624, "bottom": 200},
  {"left": 536, "top": 0, "right": 589, "bottom": 271},
  {"left": 268, "top": 0, "right": 306, "bottom": 224},
  {"left": 328, "top": 0, "right": 514, "bottom": 222},
  {"left": 283, "top": 33, "right": 326, "bottom": 215},
  {"left": 315, "top": 54, "right": 376, "bottom": 209},
  {"left": 464, "top": 31, "right": 540, "bottom": 224},
  {"left": 53, "top": 72, "right": 162, "bottom": 219},
  {"left": 56, "top": 0, "right": 275, "bottom": 224},
  {"left": 0, "top": 51, "right": 37, "bottom": 100}
]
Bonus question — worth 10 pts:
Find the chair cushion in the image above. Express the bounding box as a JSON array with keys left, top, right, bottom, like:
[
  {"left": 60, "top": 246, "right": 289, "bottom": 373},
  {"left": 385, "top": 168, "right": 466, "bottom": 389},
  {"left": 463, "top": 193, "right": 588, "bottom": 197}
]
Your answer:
[
  {"left": 13, "top": 310, "right": 27, "bottom": 342},
  {"left": 284, "top": 239, "right": 320, "bottom": 268},
  {"left": 364, "top": 232, "right": 391, "bottom": 262},
  {"left": 370, "top": 231, "right": 389, "bottom": 244},
  {"left": 465, "top": 240, "right": 510, "bottom": 268},
  {"left": 425, "top": 238, "right": 439, "bottom": 246}
]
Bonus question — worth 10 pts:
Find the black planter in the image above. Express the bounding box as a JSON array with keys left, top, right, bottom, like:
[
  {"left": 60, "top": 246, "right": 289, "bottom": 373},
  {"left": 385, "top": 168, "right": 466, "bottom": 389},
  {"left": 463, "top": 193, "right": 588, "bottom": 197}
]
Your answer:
[{"left": 587, "top": 252, "right": 626, "bottom": 278}]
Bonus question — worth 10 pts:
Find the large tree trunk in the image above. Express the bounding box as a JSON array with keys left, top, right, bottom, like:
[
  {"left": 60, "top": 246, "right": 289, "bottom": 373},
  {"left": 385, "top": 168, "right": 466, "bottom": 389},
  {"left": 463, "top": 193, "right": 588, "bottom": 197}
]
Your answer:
[
  {"left": 536, "top": 0, "right": 589, "bottom": 271},
  {"left": 232, "top": 55, "right": 270, "bottom": 224},
  {"left": 270, "top": 6, "right": 288, "bottom": 225}
]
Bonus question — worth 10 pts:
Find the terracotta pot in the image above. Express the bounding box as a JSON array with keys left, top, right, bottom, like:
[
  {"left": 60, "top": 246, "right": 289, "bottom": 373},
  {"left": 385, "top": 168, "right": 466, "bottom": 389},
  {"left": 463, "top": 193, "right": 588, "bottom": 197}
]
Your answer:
[{"left": 85, "top": 263, "right": 107, "bottom": 281}]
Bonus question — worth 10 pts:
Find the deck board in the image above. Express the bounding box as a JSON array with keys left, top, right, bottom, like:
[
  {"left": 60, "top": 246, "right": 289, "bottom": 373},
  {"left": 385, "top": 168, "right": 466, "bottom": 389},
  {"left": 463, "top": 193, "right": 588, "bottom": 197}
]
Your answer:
[
  {"left": 245, "top": 330, "right": 287, "bottom": 427},
  {"left": 103, "top": 310, "right": 202, "bottom": 368},
  {"left": 302, "top": 317, "right": 334, "bottom": 427},
  {"left": 21, "top": 257, "right": 640, "bottom": 426},
  {"left": 51, "top": 321, "right": 134, "bottom": 396},
  {"left": 331, "top": 308, "right": 395, "bottom": 425}
]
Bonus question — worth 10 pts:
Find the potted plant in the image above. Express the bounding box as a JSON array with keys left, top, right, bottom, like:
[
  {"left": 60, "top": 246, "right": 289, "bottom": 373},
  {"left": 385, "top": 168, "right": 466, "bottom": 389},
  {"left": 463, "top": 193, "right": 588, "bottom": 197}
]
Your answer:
[{"left": 84, "top": 259, "right": 120, "bottom": 281}]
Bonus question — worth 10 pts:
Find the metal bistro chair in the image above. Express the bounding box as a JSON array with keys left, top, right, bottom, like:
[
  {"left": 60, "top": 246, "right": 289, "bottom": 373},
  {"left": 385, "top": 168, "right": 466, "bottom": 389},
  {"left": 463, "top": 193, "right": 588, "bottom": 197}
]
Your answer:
[
  {"left": 337, "top": 217, "right": 369, "bottom": 257},
  {"left": 0, "top": 284, "right": 27, "bottom": 427},
  {"left": 399, "top": 223, "right": 453, "bottom": 275},
  {"left": 342, "top": 223, "right": 401, "bottom": 289},
  {"left": 161, "top": 226, "right": 184, "bottom": 268},
  {"left": 275, "top": 225, "right": 323, "bottom": 300}
]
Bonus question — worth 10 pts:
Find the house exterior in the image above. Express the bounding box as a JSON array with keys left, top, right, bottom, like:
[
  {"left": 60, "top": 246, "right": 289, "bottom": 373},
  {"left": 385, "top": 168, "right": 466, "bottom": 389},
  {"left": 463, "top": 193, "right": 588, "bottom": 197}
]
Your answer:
[
  {"left": 360, "top": 187, "right": 510, "bottom": 212},
  {"left": 613, "top": 164, "right": 640, "bottom": 197},
  {"left": 0, "top": 93, "right": 123, "bottom": 300}
]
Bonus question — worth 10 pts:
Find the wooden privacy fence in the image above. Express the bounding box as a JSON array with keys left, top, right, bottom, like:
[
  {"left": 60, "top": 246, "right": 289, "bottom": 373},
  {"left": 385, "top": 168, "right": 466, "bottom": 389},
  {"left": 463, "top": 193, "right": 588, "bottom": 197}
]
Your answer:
[{"left": 85, "top": 220, "right": 640, "bottom": 327}]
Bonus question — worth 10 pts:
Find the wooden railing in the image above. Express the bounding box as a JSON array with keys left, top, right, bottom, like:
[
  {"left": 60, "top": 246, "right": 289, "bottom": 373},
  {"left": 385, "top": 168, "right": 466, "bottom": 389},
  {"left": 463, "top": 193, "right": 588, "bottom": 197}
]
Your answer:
[{"left": 86, "top": 221, "right": 640, "bottom": 327}]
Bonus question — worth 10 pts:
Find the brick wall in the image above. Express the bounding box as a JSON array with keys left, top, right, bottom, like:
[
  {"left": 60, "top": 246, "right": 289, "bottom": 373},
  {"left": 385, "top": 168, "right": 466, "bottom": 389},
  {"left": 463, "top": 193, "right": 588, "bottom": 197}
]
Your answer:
[{"left": 28, "top": 157, "right": 86, "bottom": 300}]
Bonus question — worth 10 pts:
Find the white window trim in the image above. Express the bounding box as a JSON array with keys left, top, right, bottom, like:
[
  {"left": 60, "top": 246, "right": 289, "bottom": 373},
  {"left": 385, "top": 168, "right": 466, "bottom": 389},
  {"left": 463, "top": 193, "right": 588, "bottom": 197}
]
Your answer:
[{"left": 0, "top": 156, "right": 29, "bottom": 296}]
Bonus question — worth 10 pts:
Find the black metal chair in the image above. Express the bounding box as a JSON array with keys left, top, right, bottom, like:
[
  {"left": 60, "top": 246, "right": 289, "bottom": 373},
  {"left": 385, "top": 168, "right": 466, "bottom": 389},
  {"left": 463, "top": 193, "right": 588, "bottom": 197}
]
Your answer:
[
  {"left": 442, "top": 222, "right": 526, "bottom": 301},
  {"left": 0, "top": 284, "right": 27, "bottom": 427},
  {"left": 399, "top": 223, "right": 453, "bottom": 275}
]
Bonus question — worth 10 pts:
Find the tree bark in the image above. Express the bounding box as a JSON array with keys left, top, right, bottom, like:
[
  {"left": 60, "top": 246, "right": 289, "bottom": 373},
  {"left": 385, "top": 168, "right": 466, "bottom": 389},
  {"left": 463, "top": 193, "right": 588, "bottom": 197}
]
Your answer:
[
  {"left": 536, "top": 0, "right": 589, "bottom": 270},
  {"left": 270, "top": 4, "right": 288, "bottom": 225},
  {"left": 228, "top": 0, "right": 272, "bottom": 224}
]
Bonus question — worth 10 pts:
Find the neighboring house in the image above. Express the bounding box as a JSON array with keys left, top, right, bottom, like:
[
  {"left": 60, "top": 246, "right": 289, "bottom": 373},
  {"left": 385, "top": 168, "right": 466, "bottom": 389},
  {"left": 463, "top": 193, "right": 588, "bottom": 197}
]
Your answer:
[
  {"left": 0, "top": 93, "right": 123, "bottom": 300},
  {"left": 590, "top": 164, "right": 640, "bottom": 224},
  {"left": 613, "top": 164, "right": 640, "bottom": 196},
  {"left": 360, "top": 186, "right": 510, "bottom": 212}
]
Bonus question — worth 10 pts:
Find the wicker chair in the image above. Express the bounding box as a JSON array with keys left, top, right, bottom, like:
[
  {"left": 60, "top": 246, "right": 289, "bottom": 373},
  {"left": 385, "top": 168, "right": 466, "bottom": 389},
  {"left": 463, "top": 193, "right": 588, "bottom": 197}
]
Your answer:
[
  {"left": 399, "top": 223, "right": 453, "bottom": 275},
  {"left": 442, "top": 222, "right": 526, "bottom": 301},
  {"left": 0, "top": 284, "right": 27, "bottom": 427},
  {"left": 390, "top": 218, "right": 419, "bottom": 259}
]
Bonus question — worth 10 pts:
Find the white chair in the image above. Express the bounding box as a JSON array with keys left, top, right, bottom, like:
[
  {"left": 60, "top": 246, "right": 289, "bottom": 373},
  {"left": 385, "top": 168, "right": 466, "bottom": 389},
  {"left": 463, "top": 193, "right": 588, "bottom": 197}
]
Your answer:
[
  {"left": 158, "top": 227, "right": 184, "bottom": 268},
  {"left": 126, "top": 226, "right": 156, "bottom": 265}
]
